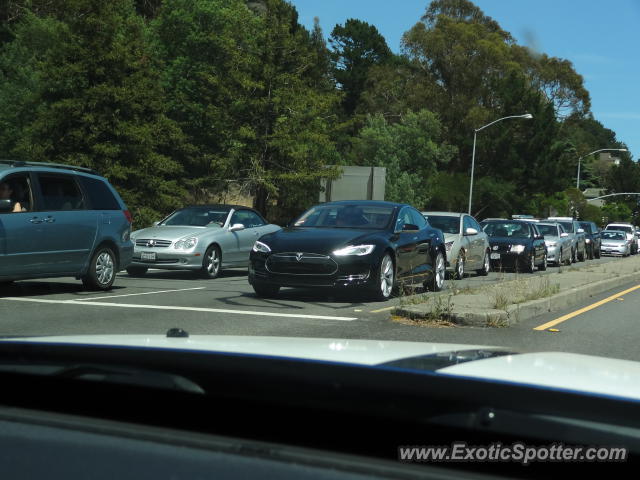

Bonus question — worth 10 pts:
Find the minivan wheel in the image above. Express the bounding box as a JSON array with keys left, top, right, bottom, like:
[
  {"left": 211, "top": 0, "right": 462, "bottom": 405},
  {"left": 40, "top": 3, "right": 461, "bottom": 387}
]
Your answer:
[
  {"left": 126, "top": 267, "right": 148, "bottom": 277},
  {"left": 83, "top": 246, "right": 116, "bottom": 291}
]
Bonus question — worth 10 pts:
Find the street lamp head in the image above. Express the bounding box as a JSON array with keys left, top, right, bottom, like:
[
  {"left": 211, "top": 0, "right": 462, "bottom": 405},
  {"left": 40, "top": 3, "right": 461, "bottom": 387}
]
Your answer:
[{"left": 522, "top": 113, "right": 533, "bottom": 119}]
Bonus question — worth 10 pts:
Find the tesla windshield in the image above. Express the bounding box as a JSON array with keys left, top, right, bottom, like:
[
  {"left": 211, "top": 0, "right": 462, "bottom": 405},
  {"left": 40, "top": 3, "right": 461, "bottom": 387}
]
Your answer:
[
  {"left": 161, "top": 208, "right": 230, "bottom": 227},
  {"left": 292, "top": 205, "right": 394, "bottom": 229},
  {"left": 483, "top": 222, "right": 530, "bottom": 238}
]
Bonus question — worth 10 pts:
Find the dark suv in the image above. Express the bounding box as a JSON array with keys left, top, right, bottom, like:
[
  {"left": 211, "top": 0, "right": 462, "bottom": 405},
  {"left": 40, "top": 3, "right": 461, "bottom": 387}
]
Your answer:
[
  {"left": 0, "top": 160, "right": 133, "bottom": 290},
  {"left": 578, "top": 221, "right": 601, "bottom": 259}
]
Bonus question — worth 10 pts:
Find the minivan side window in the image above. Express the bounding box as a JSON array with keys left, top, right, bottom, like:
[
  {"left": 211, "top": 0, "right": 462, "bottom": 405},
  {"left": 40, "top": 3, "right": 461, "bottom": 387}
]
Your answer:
[
  {"left": 37, "top": 174, "right": 85, "bottom": 211},
  {"left": 0, "top": 173, "right": 33, "bottom": 213},
  {"left": 78, "top": 176, "right": 120, "bottom": 210}
]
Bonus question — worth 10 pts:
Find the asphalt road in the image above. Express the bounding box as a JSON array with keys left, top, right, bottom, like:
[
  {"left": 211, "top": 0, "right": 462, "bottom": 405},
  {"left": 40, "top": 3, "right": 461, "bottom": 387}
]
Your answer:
[{"left": 0, "top": 254, "right": 637, "bottom": 362}]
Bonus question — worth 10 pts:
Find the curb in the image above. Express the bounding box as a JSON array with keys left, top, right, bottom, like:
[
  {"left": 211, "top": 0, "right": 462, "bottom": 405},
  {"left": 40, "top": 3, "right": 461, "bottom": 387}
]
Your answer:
[{"left": 394, "top": 270, "right": 640, "bottom": 328}]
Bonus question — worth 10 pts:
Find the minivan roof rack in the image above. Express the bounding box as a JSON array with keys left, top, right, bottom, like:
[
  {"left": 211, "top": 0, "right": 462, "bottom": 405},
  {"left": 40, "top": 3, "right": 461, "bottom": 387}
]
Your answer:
[{"left": 0, "top": 159, "right": 98, "bottom": 175}]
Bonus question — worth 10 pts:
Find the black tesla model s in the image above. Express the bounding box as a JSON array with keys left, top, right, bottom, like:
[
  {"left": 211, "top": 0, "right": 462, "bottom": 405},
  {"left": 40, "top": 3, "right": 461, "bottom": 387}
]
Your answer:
[{"left": 248, "top": 201, "right": 447, "bottom": 300}]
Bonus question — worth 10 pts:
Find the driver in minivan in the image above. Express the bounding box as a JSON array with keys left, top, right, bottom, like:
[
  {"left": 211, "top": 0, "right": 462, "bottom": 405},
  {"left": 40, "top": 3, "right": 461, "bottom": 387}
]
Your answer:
[{"left": 0, "top": 181, "right": 23, "bottom": 213}]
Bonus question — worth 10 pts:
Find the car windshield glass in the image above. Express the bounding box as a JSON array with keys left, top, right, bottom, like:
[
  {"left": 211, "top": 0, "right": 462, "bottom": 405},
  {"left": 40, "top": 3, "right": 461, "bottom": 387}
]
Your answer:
[
  {"left": 602, "top": 231, "right": 626, "bottom": 240},
  {"left": 606, "top": 226, "right": 632, "bottom": 233},
  {"left": 483, "top": 222, "right": 530, "bottom": 238},
  {"left": 557, "top": 222, "right": 574, "bottom": 233},
  {"left": 424, "top": 215, "right": 459, "bottom": 234},
  {"left": 537, "top": 225, "right": 558, "bottom": 236},
  {"left": 293, "top": 205, "right": 394, "bottom": 229},
  {"left": 578, "top": 222, "right": 593, "bottom": 233},
  {"left": 161, "top": 208, "right": 229, "bottom": 227}
]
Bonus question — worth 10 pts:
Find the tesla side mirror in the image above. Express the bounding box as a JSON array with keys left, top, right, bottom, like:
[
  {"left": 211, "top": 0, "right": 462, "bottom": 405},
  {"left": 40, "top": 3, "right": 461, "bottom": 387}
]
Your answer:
[
  {"left": 229, "top": 223, "right": 245, "bottom": 232},
  {"left": 152, "top": 221, "right": 160, "bottom": 226},
  {"left": 0, "top": 199, "right": 13, "bottom": 212},
  {"left": 402, "top": 223, "right": 420, "bottom": 232},
  {"left": 577, "top": 228, "right": 585, "bottom": 233},
  {"left": 464, "top": 227, "right": 478, "bottom": 236},
  {"left": 560, "top": 232, "right": 569, "bottom": 238}
]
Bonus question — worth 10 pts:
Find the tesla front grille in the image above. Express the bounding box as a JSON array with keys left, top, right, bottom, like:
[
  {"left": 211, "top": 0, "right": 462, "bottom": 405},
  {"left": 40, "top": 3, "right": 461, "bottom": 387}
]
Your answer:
[{"left": 266, "top": 253, "right": 338, "bottom": 275}]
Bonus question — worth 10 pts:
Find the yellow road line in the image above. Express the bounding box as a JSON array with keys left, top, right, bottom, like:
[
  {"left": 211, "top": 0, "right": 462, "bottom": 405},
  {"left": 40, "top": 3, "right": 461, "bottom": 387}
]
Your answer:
[
  {"left": 533, "top": 284, "right": 640, "bottom": 331},
  {"left": 370, "top": 306, "right": 395, "bottom": 313}
]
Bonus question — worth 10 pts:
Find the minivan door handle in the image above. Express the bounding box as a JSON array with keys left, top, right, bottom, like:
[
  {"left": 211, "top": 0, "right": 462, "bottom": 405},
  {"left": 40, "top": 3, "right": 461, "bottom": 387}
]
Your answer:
[
  {"left": 29, "top": 217, "right": 42, "bottom": 224},
  {"left": 44, "top": 216, "right": 55, "bottom": 223}
]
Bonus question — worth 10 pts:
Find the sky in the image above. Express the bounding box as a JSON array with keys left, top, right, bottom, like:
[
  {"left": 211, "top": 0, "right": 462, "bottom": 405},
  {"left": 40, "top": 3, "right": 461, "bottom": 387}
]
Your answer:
[{"left": 291, "top": 0, "right": 640, "bottom": 160}]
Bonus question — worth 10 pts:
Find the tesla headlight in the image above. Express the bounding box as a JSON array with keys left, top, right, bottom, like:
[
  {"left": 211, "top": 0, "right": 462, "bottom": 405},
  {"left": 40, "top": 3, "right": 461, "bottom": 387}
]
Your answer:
[
  {"left": 175, "top": 237, "right": 198, "bottom": 250},
  {"left": 332, "top": 244, "right": 375, "bottom": 256},
  {"left": 510, "top": 244, "right": 526, "bottom": 253},
  {"left": 445, "top": 241, "right": 454, "bottom": 251},
  {"left": 253, "top": 241, "right": 271, "bottom": 253}
]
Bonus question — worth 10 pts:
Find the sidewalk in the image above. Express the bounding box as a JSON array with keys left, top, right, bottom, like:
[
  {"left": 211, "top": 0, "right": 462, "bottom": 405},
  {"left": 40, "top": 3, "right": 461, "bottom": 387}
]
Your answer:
[{"left": 394, "top": 255, "right": 640, "bottom": 327}]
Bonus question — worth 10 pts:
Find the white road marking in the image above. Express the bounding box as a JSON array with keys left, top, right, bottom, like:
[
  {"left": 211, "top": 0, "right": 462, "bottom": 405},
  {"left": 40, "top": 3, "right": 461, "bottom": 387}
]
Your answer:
[
  {"left": 78, "top": 287, "right": 206, "bottom": 301},
  {"left": 1, "top": 297, "right": 358, "bottom": 321}
]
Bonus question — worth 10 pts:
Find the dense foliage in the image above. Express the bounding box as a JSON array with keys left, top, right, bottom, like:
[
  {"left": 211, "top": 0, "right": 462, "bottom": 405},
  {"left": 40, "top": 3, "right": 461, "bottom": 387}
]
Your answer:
[{"left": 0, "top": 0, "right": 636, "bottom": 226}]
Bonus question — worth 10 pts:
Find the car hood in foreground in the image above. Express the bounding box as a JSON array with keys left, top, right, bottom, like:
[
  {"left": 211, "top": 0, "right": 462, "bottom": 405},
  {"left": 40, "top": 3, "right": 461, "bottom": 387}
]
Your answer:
[
  {"left": 258, "top": 227, "right": 383, "bottom": 255},
  {"left": 3, "top": 335, "right": 640, "bottom": 402}
]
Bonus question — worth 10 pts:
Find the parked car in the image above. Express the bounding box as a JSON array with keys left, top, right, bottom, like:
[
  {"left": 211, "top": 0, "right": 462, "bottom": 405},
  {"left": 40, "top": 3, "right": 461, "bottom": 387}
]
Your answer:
[
  {"left": 536, "top": 222, "right": 572, "bottom": 266},
  {"left": 600, "top": 230, "right": 631, "bottom": 256},
  {"left": 421, "top": 211, "right": 490, "bottom": 279},
  {"left": 545, "top": 217, "right": 587, "bottom": 262},
  {"left": 604, "top": 223, "right": 637, "bottom": 255},
  {"left": 480, "top": 219, "right": 547, "bottom": 272},
  {"left": 248, "top": 201, "right": 447, "bottom": 300},
  {"left": 578, "top": 221, "right": 602, "bottom": 259},
  {"left": 128, "top": 205, "right": 280, "bottom": 278},
  {"left": 0, "top": 160, "right": 133, "bottom": 290}
]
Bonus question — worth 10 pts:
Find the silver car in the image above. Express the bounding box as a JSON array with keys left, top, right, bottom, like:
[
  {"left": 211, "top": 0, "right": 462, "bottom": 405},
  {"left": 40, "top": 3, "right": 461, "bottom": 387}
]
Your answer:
[
  {"left": 128, "top": 205, "right": 281, "bottom": 278},
  {"left": 422, "top": 211, "right": 491, "bottom": 279},
  {"left": 536, "top": 222, "right": 572, "bottom": 266},
  {"left": 600, "top": 230, "right": 631, "bottom": 256}
]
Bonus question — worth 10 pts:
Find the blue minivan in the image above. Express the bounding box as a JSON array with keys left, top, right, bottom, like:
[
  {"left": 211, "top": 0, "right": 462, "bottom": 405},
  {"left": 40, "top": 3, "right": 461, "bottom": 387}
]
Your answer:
[{"left": 0, "top": 160, "right": 133, "bottom": 290}]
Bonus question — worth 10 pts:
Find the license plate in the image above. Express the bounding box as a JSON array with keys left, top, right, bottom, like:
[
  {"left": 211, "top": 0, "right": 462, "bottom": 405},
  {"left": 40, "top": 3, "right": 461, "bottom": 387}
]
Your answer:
[
  {"left": 141, "top": 252, "right": 156, "bottom": 262},
  {"left": 490, "top": 253, "right": 501, "bottom": 260}
]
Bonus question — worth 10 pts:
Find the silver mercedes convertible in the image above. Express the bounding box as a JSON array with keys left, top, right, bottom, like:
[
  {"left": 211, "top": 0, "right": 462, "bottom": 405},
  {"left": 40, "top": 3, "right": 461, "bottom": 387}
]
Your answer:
[{"left": 128, "top": 205, "right": 281, "bottom": 278}]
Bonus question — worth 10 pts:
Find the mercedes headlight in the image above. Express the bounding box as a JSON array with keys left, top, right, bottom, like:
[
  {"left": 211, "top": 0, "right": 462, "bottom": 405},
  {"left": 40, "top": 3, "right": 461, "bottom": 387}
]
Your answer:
[
  {"left": 510, "top": 244, "right": 526, "bottom": 253},
  {"left": 175, "top": 237, "right": 198, "bottom": 250},
  {"left": 252, "top": 241, "right": 271, "bottom": 253},
  {"left": 585, "top": 238, "right": 591, "bottom": 244},
  {"left": 332, "top": 244, "right": 375, "bottom": 256},
  {"left": 545, "top": 241, "right": 557, "bottom": 247}
]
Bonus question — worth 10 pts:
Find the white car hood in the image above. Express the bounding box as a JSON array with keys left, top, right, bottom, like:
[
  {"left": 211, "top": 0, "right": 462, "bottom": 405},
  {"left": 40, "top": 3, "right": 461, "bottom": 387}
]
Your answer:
[{"left": 4, "top": 335, "right": 640, "bottom": 401}]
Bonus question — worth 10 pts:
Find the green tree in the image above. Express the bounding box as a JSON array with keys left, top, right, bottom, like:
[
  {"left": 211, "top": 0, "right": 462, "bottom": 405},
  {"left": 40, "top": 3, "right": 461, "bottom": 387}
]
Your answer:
[
  {"left": 152, "top": 0, "right": 262, "bottom": 202},
  {"left": 243, "top": 0, "right": 340, "bottom": 218},
  {"left": 349, "top": 109, "right": 456, "bottom": 207},
  {"left": 4, "top": 0, "right": 185, "bottom": 226},
  {"left": 329, "top": 18, "right": 391, "bottom": 116}
]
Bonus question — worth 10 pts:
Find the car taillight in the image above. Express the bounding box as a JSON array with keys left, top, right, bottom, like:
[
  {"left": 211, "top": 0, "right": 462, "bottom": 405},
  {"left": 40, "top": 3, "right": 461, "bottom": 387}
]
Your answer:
[{"left": 123, "top": 209, "right": 132, "bottom": 224}]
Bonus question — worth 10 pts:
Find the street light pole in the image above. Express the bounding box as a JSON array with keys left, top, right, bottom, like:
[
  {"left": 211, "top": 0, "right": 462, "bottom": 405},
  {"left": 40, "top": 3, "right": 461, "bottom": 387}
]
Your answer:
[
  {"left": 468, "top": 113, "right": 533, "bottom": 215},
  {"left": 576, "top": 148, "right": 628, "bottom": 190}
]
